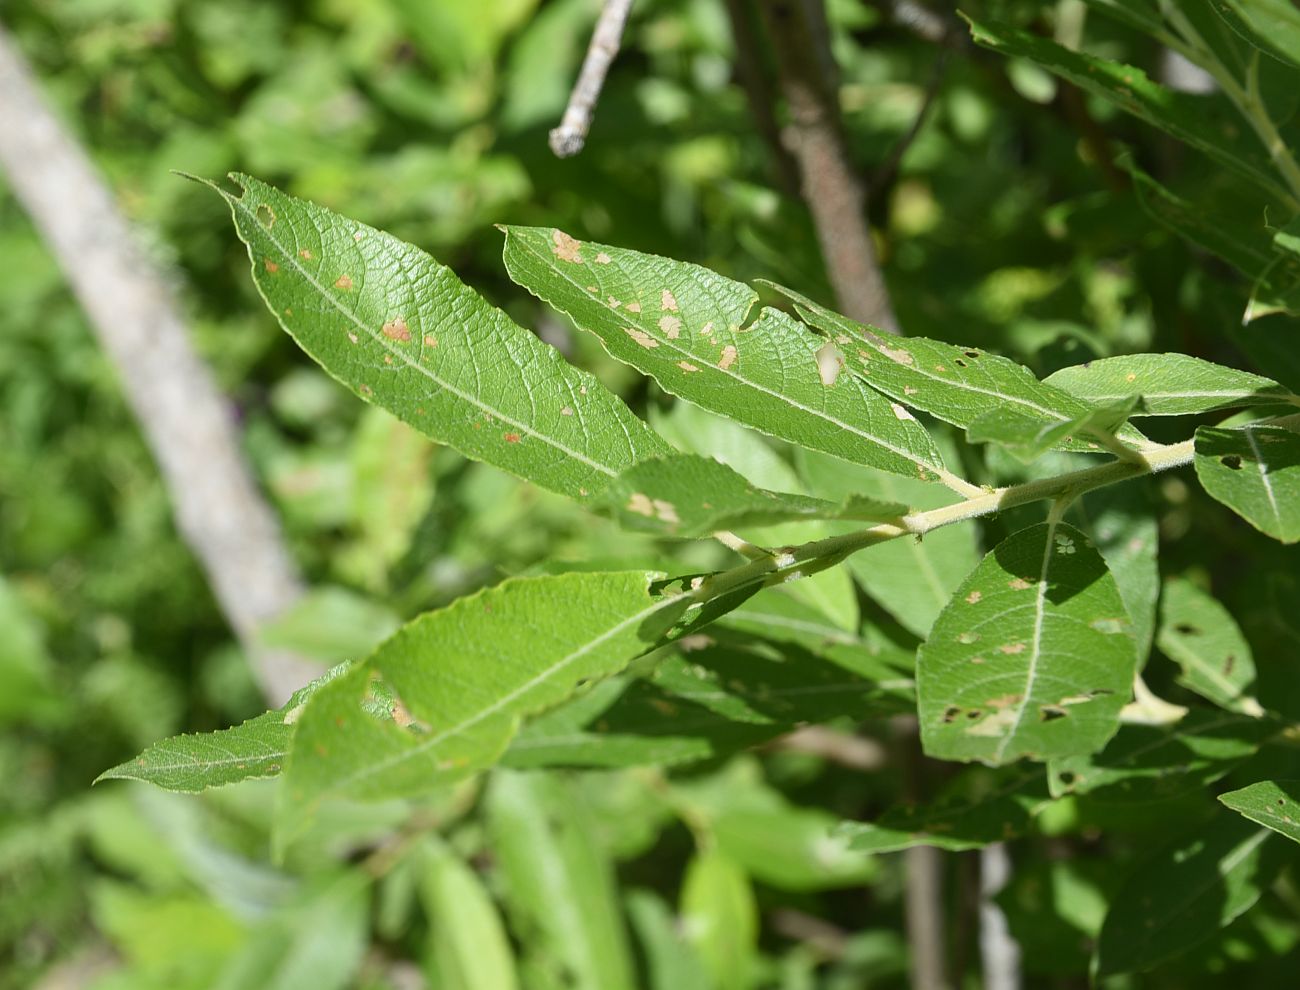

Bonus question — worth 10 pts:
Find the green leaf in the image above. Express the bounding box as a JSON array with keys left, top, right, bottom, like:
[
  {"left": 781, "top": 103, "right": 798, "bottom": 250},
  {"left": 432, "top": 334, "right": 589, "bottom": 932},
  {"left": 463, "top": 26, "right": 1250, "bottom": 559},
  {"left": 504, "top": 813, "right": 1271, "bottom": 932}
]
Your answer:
[
  {"left": 1219, "top": 780, "right": 1300, "bottom": 845},
  {"left": 486, "top": 770, "right": 636, "bottom": 990},
  {"left": 768, "top": 282, "right": 1150, "bottom": 455},
  {"left": 797, "top": 448, "right": 980, "bottom": 638},
  {"left": 1074, "top": 486, "right": 1160, "bottom": 665},
  {"left": 1157, "top": 578, "right": 1264, "bottom": 716},
  {"left": 680, "top": 850, "right": 759, "bottom": 990},
  {"left": 95, "top": 663, "right": 352, "bottom": 791},
  {"left": 965, "top": 17, "right": 1294, "bottom": 203},
  {"left": 967, "top": 395, "right": 1142, "bottom": 462},
  {"left": 1194, "top": 419, "right": 1300, "bottom": 543},
  {"left": 1095, "top": 815, "right": 1296, "bottom": 975},
  {"left": 1213, "top": 0, "right": 1300, "bottom": 69},
  {"left": 626, "top": 891, "right": 713, "bottom": 990},
  {"left": 671, "top": 761, "right": 877, "bottom": 891},
  {"left": 595, "top": 454, "right": 905, "bottom": 538},
  {"left": 1047, "top": 354, "right": 1297, "bottom": 417},
  {"left": 212, "top": 874, "right": 369, "bottom": 990},
  {"left": 213, "top": 174, "right": 669, "bottom": 499},
  {"left": 279, "top": 572, "right": 671, "bottom": 818},
  {"left": 505, "top": 632, "right": 912, "bottom": 769},
  {"left": 917, "top": 521, "right": 1138, "bottom": 765},
  {"left": 501, "top": 227, "right": 966, "bottom": 490},
  {"left": 1048, "top": 710, "right": 1276, "bottom": 801},
  {"left": 418, "top": 841, "right": 520, "bottom": 990},
  {"left": 839, "top": 767, "right": 1048, "bottom": 852}
]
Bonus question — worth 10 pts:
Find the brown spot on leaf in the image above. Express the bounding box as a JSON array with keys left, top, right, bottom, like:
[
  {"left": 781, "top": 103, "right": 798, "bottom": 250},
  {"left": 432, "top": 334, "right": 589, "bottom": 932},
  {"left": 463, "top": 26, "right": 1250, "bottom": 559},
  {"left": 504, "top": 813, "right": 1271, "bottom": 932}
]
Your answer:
[
  {"left": 881, "top": 344, "right": 914, "bottom": 365},
  {"left": 624, "top": 327, "right": 659, "bottom": 349},
  {"left": 719, "top": 345, "right": 738, "bottom": 370},
  {"left": 661, "top": 289, "right": 679, "bottom": 311},
  {"left": 561, "top": 406, "right": 574, "bottom": 416},
  {"left": 551, "top": 229, "right": 583, "bottom": 263},
  {"left": 504, "top": 432, "right": 522, "bottom": 443},
  {"left": 1000, "top": 642, "right": 1026, "bottom": 654},
  {"left": 299, "top": 249, "right": 313, "bottom": 260},
  {"left": 626, "top": 302, "right": 642, "bottom": 314},
  {"left": 1008, "top": 577, "right": 1032, "bottom": 590},
  {"left": 334, "top": 274, "right": 354, "bottom": 290},
  {"left": 659, "top": 315, "right": 682, "bottom": 338},
  {"left": 348, "top": 332, "right": 359, "bottom": 344},
  {"left": 627, "top": 493, "right": 655, "bottom": 517},
  {"left": 701, "top": 321, "right": 714, "bottom": 335},
  {"left": 264, "top": 259, "right": 279, "bottom": 273},
  {"left": 595, "top": 252, "right": 612, "bottom": 264},
  {"left": 966, "top": 590, "right": 982, "bottom": 604},
  {"left": 424, "top": 334, "right": 437, "bottom": 347},
  {"left": 359, "top": 384, "right": 373, "bottom": 396},
  {"left": 678, "top": 361, "right": 701, "bottom": 372},
  {"left": 382, "top": 316, "right": 411, "bottom": 342}
]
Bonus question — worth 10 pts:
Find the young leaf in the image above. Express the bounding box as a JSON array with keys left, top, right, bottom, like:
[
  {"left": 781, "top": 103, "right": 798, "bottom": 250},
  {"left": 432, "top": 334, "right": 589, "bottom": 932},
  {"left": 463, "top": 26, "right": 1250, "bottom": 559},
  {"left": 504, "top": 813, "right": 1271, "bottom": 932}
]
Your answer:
[
  {"left": 1047, "top": 354, "right": 1297, "bottom": 417},
  {"left": 917, "top": 521, "right": 1137, "bottom": 765},
  {"left": 839, "top": 768, "right": 1048, "bottom": 853},
  {"left": 95, "top": 662, "right": 353, "bottom": 791},
  {"left": 679, "top": 850, "right": 759, "bottom": 990},
  {"left": 595, "top": 454, "right": 905, "bottom": 538},
  {"left": 418, "top": 841, "right": 520, "bottom": 990},
  {"left": 500, "top": 227, "right": 971, "bottom": 492},
  {"left": 1219, "top": 780, "right": 1300, "bottom": 845},
  {"left": 486, "top": 770, "right": 636, "bottom": 990},
  {"left": 279, "top": 572, "right": 671, "bottom": 816},
  {"left": 768, "top": 282, "right": 1150, "bottom": 455},
  {"left": 1194, "top": 419, "right": 1300, "bottom": 543},
  {"left": 1095, "top": 815, "right": 1297, "bottom": 976},
  {"left": 965, "top": 18, "right": 1293, "bottom": 203},
  {"left": 1048, "top": 710, "right": 1275, "bottom": 801},
  {"left": 1157, "top": 578, "right": 1265, "bottom": 716},
  {"left": 797, "top": 448, "right": 980, "bottom": 638},
  {"left": 967, "top": 395, "right": 1142, "bottom": 462},
  {"left": 213, "top": 174, "right": 669, "bottom": 499}
]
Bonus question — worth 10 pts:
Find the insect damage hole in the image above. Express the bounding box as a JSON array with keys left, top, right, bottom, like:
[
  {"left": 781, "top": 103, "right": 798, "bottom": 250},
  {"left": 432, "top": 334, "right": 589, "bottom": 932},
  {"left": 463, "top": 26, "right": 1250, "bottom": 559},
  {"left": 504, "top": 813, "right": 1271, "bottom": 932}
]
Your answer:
[
  {"left": 256, "top": 203, "right": 275, "bottom": 228},
  {"left": 1221, "top": 455, "right": 1243, "bottom": 470}
]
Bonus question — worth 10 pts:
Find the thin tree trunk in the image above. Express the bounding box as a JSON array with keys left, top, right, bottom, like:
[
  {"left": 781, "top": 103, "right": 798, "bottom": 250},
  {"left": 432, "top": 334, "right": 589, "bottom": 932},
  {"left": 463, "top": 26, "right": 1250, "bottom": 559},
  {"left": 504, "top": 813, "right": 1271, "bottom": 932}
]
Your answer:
[
  {"left": 0, "top": 26, "right": 320, "bottom": 706},
  {"left": 757, "top": 0, "right": 899, "bottom": 332}
]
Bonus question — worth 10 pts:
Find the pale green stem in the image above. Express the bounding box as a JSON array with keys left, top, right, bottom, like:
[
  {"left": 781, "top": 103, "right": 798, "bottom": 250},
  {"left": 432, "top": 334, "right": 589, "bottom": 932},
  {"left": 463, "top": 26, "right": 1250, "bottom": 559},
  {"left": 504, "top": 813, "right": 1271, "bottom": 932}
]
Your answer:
[{"left": 688, "top": 439, "right": 1196, "bottom": 607}]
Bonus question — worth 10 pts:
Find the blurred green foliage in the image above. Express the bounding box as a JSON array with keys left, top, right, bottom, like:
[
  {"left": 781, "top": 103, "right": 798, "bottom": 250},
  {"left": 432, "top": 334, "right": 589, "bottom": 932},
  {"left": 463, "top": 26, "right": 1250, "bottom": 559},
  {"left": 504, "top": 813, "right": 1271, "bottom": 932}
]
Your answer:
[{"left": 4, "top": 0, "right": 1300, "bottom": 987}]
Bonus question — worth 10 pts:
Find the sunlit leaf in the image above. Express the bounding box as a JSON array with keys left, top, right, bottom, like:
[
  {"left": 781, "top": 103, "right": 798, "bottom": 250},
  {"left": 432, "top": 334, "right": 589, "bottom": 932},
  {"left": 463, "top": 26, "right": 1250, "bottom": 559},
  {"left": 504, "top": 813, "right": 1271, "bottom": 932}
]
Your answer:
[
  {"left": 1219, "top": 780, "right": 1300, "bottom": 845},
  {"left": 917, "top": 522, "right": 1137, "bottom": 764},
  {"left": 967, "top": 395, "right": 1142, "bottom": 462}
]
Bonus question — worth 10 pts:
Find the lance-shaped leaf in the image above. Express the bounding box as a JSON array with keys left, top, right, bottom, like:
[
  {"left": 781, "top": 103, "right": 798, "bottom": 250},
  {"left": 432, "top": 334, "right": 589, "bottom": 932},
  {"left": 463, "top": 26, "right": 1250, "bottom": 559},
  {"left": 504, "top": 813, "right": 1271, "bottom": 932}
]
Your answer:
[
  {"left": 680, "top": 850, "right": 758, "bottom": 990},
  {"left": 505, "top": 633, "right": 912, "bottom": 769},
  {"left": 1047, "top": 354, "right": 1297, "bottom": 417},
  {"left": 1075, "top": 486, "right": 1159, "bottom": 666},
  {"left": 500, "top": 227, "right": 969, "bottom": 491},
  {"left": 278, "top": 571, "right": 676, "bottom": 825},
  {"left": 1157, "top": 578, "right": 1264, "bottom": 716},
  {"left": 917, "top": 521, "right": 1137, "bottom": 765},
  {"left": 1213, "top": 0, "right": 1300, "bottom": 69},
  {"left": 96, "top": 662, "right": 354, "bottom": 791},
  {"left": 1095, "top": 815, "right": 1296, "bottom": 976},
  {"left": 1048, "top": 710, "right": 1275, "bottom": 802},
  {"left": 1194, "top": 419, "right": 1300, "bottom": 543},
  {"left": 1219, "top": 780, "right": 1300, "bottom": 845},
  {"left": 965, "top": 18, "right": 1293, "bottom": 203},
  {"left": 967, "top": 395, "right": 1141, "bottom": 463},
  {"left": 418, "top": 841, "right": 520, "bottom": 990},
  {"left": 213, "top": 174, "right": 669, "bottom": 499},
  {"left": 595, "top": 454, "right": 905, "bottom": 538},
  {"left": 839, "top": 767, "right": 1048, "bottom": 853},
  {"left": 487, "top": 771, "right": 637, "bottom": 990},
  {"left": 768, "top": 282, "right": 1149, "bottom": 455}
]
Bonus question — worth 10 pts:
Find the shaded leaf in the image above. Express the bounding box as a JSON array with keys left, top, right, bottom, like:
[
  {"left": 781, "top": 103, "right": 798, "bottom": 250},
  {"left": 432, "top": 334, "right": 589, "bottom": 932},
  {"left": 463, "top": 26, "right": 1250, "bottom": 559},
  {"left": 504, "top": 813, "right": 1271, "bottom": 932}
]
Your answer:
[
  {"left": 418, "top": 840, "right": 520, "bottom": 990},
  {"left": 680, "top": 850, "right": 758, "bottom": 990},
  {"left": 1073, "top": 486, "right": 1160, "bottom": 665},
  {"left": 1194, "top": 419, "right": 1300, "bottom": 543},
  {"left": 626, "top": 891, "right": 712, "bottom": 990},
  {"left": 214, "top": 174, "right": 669, "bottom": 499},
  {"left": 1219, "top": 780, "right": 1300, "bottom": 845},
  {"left": 596, "top": 454, "right": 905, "bottom": 538},
  {"left": 1048, "top": 710, "right": 1276, "bottom": 801},
  {"left": 1047, "top": 354, "right": 1296, "bottom": 417},
  {"left": 1213, "top": 0, "right": 1300, "bottom": 69},
  {"left": 965, "top": 17, "right": 1293, "bottom": 202},
  {"left": 501, "top": 227, "right": 966, "bottom": 489},
  {"left": 1157, "top": 578, "right": 1264, "bottom": 716},
  {"left": 917, "top": 522, "right": 1137, "bottom": 765},
  {"left": 487, "top": 770, "right": 636, "bottom": 990},
  {"left": 1095, "top": 815, "right": 1296, "bottom": 975}
]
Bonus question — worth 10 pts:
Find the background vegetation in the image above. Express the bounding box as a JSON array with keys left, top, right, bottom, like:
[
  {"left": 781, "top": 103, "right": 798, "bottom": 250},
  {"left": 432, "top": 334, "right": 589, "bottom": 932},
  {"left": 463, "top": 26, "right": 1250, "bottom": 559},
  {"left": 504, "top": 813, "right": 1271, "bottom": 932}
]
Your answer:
[{"left": 3, "top": 0, "right": 1299, "bottom": 987}]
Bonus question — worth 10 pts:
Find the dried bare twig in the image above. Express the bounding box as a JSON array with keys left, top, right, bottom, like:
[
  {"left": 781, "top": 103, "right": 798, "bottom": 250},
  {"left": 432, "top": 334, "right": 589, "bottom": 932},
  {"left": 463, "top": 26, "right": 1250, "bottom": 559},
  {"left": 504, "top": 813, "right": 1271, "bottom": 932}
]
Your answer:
[{"left": 550, "top": 0, "right": 635, "bottom": 158}]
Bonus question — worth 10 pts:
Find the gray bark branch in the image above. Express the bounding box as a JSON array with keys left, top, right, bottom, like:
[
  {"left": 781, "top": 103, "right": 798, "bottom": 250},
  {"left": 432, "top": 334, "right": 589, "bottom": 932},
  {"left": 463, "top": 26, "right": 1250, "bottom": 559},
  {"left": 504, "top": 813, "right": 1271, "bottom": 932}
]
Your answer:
[
  {"left": 549, "top": 0, "right": 635, "bottom": 157},
  {"left": 0, "top": 26, "right": 321, "bottom": 706}
]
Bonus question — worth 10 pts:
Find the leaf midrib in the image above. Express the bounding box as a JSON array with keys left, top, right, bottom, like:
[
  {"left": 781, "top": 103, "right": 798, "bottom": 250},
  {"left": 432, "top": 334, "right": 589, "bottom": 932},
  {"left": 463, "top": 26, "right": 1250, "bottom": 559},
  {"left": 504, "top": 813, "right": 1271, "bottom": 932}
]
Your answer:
[{"left": 233, "top": 194, "right": 619, "bottom": 480}]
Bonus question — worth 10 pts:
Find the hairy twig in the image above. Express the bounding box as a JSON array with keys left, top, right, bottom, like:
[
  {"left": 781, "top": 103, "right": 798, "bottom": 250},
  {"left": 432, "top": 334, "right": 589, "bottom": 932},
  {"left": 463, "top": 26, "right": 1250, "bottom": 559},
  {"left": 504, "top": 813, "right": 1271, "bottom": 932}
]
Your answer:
[
  {"left": 549, "top": 0, "right": 635, "bottom": 158},
  {"left": 758, "top": 0, "right": 900, "bottom": 332},
  {"left": 0, "top": 28, "right": 320, "bottom": 706}
]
